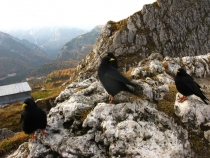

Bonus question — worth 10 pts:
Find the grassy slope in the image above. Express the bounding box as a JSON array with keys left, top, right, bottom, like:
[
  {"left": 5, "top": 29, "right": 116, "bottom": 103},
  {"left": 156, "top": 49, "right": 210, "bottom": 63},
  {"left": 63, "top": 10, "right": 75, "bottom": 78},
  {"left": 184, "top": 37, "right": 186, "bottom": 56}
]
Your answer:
[
  {"left": 0, "top": 69, "right": 73, "bottom": 157},
  {"left": 0, "top": 102, "right": 22, "bottom": 132}
]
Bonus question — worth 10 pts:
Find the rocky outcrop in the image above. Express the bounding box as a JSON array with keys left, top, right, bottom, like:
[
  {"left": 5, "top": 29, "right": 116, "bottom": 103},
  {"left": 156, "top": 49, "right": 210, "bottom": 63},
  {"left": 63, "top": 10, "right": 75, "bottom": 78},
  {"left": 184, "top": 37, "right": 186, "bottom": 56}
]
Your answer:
[
  {"left": 70, "top": 0, "right": 210, "bottom": 82},
  {"left": 0, "top": 128, "right": 15, "bottom": 141},
  {"left": 9, "top": 52, "right": 210, "bottom": 157},
  {"left": 8, "top": 77, "right": 192, "bottom": 157}
]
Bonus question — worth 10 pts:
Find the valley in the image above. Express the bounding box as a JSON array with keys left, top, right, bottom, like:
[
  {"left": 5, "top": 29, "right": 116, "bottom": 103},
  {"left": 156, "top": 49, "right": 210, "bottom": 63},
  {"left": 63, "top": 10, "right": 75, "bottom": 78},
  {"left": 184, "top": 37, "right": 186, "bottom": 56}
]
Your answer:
[{"left": 0, "top": 25, "right": 102, "bottom": 86}]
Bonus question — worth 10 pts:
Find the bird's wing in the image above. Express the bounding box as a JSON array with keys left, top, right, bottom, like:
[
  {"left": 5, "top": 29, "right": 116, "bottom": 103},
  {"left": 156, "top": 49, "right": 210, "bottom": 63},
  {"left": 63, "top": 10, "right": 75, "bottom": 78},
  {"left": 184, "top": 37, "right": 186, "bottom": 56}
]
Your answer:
[
  {"left": 183, "top": 77, "right": 202, "bottom": 96},
  {"left": 105, "top": 68, "right": 135, "bottom": 86}
]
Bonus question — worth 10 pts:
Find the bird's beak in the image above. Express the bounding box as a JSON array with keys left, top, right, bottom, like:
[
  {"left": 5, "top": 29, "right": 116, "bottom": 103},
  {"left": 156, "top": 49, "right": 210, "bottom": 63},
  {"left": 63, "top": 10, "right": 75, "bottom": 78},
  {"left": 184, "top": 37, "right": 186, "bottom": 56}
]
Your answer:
[
  {"left": 177, "top": 70, "right": 180, "bottom": 72},
  {"left": 22, "top": 103, "right": 27, "bottom": 109},
  {"left": 109, "top": 58, "right": 115, "bottom": 61}
]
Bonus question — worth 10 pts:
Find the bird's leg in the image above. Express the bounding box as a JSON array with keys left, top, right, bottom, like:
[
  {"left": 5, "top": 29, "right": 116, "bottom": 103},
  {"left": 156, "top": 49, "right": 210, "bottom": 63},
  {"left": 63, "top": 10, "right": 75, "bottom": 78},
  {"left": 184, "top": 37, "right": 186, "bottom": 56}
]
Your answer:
[
  {"left": 109, "top": 97, "right": 114, "bottom": 104},
  {"left": 41, "top": 130, "right": 47, "bottom": 135},
  {"left": 178, "top": 95, "right": 187, "bottom": 103},
  {"left": 31, "top": 133, "right": 36, "bottom": 140}
]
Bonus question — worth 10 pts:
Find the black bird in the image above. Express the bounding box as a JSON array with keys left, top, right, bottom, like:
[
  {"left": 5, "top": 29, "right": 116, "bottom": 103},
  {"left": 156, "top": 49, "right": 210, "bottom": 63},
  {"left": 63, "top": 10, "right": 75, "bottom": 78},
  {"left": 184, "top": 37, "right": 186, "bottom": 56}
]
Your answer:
[
  {"left": 98, "top": 56, "right": 137, "bottom": 103},
  {"left": 21, "top": 98, "right": 47, "bottom": 139},
  {"left": 175, "top": 68, "right": 209, "bottom": 104},
  {"left": 106, "top": 52, "right": 119, "bottom": 69}
]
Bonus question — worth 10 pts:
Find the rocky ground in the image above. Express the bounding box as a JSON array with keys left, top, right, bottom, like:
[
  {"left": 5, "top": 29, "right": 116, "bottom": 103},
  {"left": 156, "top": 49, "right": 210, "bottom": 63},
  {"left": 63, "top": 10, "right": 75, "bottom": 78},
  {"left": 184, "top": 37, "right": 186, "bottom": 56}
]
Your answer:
[{"left": 7, "top": 53, "right": 210, "bottom": 158}]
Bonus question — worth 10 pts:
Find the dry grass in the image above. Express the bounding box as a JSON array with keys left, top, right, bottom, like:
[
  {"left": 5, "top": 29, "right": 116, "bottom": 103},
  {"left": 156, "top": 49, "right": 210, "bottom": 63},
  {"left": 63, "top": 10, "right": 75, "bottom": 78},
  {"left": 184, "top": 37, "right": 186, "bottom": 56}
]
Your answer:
[
  {"left": 31, "top": 86, "right": 64, "bottom": 101},
  {"left": 80, "top": 109, "right": 93, "bottom": 122},
  {"left": 0, "top": 132, "right": 29, "bottom": 156},
  {"left": 0, "top": 102, "right": 22, "bottom": 132},
  {"left": 157, "top": 84, "right": 177, "bottom": 117},
  {"left": 124, "top": 67, "right": 134, "bottom": 78}
]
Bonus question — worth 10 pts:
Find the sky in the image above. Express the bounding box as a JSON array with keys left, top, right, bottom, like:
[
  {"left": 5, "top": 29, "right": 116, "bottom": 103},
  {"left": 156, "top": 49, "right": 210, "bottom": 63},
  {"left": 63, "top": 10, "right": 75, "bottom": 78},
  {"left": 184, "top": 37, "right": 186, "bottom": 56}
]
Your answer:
[{"left": 0, "top": 0, "right": 155, "bottom": 31}]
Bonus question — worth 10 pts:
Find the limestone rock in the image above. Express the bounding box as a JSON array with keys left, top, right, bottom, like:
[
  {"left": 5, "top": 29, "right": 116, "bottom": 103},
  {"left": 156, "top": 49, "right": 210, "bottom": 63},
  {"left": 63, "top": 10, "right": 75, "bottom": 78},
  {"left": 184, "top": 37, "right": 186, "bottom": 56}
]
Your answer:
[
  {"left": 7, "top": 142, "right": 29, "bottom": 158},
  {"left": 9, "top": 74, "right": 194, "bottom": 157},
  {"left": 174, "top": 93, "right": 210, "bottom": 130},
  {"left": 0, "top": 128, "right": 15, "bottom": 141},
  {"left": 70, "top": 0, "right": 210, "bottom": 82}
]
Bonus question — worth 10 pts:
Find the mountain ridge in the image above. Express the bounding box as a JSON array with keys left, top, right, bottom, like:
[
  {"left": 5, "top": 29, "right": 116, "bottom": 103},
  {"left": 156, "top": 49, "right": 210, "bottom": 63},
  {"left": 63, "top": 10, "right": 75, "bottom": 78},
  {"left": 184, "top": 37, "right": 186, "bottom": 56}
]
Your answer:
[
  {"left": 55, "top": 25, "right": 103, "bottom": 61},
  {"left": 70, "top": 0, "right": 210, "bottom": 82},
  {"left": 0, "top": 31, "right": 51, "bottom": 79},
  {"left": 5, "top": 27, "right": 88, "bottom": 59}
]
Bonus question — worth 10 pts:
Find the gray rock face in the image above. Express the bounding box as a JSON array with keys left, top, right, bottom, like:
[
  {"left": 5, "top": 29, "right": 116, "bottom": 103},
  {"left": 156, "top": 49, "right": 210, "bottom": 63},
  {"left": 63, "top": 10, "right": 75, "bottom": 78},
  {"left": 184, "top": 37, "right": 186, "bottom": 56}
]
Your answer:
[
  {"left": 9, "top": 79, "right": 193, "bottom": 157},
  {"left": 0, "top": 128, "right": 15, "bottom": 141},
  {"left": 7, "top": 142, "right": 29, "bottom": 158},
  {"left": 174, "top": 92, "right": 210, "bottom": 136},
  {"left": 70, "top": 0, "right": 210, "bottom": 82}
]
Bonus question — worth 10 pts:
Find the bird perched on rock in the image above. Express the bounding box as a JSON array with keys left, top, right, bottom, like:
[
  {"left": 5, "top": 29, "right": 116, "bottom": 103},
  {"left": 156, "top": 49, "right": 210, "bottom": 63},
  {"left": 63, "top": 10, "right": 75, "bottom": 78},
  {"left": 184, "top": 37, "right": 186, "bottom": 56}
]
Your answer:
[
  {"left": 175, "top": 68, "right": 209, "bottom": 104},
  {"left": 106, "top": 52, "right": 119, "bottom": 69},
  {"left": 98, "top": 56, "right": 137, "bottom": 103},
  {"left": 21, "top": 98, "right": 47, "bottom": 139}
]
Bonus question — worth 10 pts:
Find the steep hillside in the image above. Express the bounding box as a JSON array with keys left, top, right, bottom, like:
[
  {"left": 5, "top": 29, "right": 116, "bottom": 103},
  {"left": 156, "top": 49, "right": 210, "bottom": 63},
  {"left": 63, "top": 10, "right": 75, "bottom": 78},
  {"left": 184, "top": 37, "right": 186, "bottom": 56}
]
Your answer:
[
  {"left": 29, "top": 60, "right": 78, "bottom": 77},
  {"left": 6, "top": 27, "right": 88, "bottom": 59},
  {"left": 56, "top": 25, "right": 103, "bottom": 61},
  {"left": 11, "top": 37, "right": 47, "bottom": 56},
  {"left": 0, "top": 32, "right": 51, "bottom": 78},
  {"left": 70, "top": 0, "right": 210, "bottom": 82}
]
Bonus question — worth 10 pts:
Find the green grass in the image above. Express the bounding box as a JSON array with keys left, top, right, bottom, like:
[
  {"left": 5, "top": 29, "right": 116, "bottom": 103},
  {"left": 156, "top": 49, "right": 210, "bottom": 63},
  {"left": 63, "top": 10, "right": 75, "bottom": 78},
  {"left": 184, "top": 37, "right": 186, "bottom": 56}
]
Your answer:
[{"left": 31, "top": 87, "right": 63, "bottom": 100}]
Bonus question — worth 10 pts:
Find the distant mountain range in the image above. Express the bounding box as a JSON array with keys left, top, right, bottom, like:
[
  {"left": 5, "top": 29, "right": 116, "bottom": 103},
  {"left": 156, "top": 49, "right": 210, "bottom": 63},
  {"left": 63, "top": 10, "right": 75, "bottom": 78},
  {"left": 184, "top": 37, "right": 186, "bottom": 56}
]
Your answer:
[
  {"left": 0, "top": 31, "right": 51, "bottom": 79},
  {"left": 56, "top": 25, "right": 103, "bottom": 61},
  {"left": 0, "top": 26, "right": 103, "bottom": 85},
  {"left": 5, "top": 27, "right": 88, "bottom": 59}
]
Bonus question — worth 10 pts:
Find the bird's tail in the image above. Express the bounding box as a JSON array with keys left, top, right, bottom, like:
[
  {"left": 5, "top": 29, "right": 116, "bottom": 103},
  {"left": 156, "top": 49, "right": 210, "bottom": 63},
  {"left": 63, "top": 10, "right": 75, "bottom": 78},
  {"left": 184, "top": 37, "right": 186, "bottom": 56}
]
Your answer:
[
  {"left": 127, "top": 81, "right": 144, "bottom": 97},
  {"left": 202, "top": 97, "right": 209, "bottom": 105},
  {"left": 200, "top": 90, "right": 209, "bottom": 105}
]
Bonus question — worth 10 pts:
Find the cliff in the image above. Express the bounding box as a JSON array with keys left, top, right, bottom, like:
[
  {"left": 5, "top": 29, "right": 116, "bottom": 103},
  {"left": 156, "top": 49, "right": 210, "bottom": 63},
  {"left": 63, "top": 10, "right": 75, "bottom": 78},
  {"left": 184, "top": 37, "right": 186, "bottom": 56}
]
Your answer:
[{"left": 70, "top": 0, "right": 210, "bottom": 82}]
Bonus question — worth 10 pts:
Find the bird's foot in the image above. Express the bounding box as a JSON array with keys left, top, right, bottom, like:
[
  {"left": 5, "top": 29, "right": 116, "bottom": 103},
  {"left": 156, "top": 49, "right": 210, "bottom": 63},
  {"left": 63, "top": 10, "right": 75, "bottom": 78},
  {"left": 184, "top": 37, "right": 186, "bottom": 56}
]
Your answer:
[
  {"left": 42, "top": 130, "right": 47, "bottom": 135},
  {"left": 178, "top": 96, "right": 187, "bottom": 103},
  {"left": 30, "top": 133, "right": 36, "bottom": 140},
  {"left": 109, "top": 97, "right": 114, "bottom": 104}
]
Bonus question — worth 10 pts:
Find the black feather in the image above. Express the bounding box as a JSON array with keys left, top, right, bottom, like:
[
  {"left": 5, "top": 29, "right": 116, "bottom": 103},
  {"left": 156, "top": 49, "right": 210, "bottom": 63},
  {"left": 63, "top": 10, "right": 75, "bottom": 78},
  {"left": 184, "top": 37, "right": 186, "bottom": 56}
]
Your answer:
[
  {"left": 98, "top": 56, "right": 136, "bottom": 103},
  {"left": 175, "top": 68, "right": 209, "bottom": 104},
  {"left": 21, "top": 98, "right": 47, "bottom": 134}
]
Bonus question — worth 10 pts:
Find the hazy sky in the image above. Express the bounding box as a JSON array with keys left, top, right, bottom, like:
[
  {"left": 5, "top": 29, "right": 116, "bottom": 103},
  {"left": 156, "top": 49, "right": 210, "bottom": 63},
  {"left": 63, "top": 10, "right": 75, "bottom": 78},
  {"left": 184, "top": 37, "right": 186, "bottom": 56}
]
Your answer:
[{"left": 1, "top": 0, "right": 155, "bottom": 31}]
